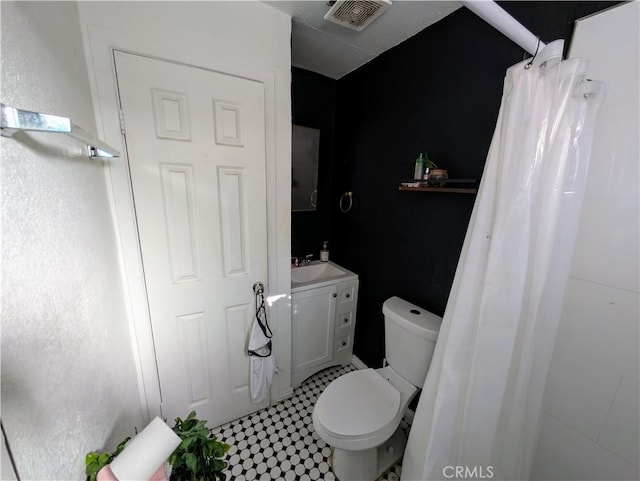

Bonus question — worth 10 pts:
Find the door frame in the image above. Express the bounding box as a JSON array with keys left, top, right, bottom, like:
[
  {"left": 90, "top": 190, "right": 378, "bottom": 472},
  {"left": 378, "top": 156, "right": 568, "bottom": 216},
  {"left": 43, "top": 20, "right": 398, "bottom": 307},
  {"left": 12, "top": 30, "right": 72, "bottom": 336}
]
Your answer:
[{"left": 80, "top": 24, "right": 293, "bottom": 422}]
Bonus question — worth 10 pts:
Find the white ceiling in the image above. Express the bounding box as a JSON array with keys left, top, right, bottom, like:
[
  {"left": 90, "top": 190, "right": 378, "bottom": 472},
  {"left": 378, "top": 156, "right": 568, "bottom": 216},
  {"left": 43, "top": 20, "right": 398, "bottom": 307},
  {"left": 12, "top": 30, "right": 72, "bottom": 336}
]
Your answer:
[{"left": 264, "top": 1, "right": 462, "bottom": 79}]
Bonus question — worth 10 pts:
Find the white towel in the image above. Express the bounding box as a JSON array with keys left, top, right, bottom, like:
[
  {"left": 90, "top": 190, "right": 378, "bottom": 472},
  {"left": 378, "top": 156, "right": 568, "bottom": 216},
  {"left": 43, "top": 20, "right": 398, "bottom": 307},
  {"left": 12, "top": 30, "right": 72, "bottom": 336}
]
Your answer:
[
  {"left": 247, "top": 308, "right": 271, "bottom": 353},
  {"left": 248, "top": 298, "right": 276, "bottom": 404},
  {"left": 249, "top": 348, "right": 276, "bottom": 404}
]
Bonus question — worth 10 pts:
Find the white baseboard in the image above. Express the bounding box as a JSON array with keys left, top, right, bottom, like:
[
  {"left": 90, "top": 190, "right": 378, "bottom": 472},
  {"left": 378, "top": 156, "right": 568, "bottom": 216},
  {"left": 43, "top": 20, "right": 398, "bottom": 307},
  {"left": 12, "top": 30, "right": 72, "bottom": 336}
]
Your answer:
[
  {"left": 351, "top": 355, "right": 368, "bottom": 370},
  {"left": 272, "top": 387, "right": 294, "bottom": 404}
]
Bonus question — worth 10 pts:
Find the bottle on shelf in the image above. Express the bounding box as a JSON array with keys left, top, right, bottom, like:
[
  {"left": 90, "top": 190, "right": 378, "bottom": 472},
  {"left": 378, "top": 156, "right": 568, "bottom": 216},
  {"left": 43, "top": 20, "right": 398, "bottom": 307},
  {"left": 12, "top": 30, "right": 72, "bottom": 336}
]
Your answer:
[{"left": 413, "top": 153, "right": 425, "bottom": 180}]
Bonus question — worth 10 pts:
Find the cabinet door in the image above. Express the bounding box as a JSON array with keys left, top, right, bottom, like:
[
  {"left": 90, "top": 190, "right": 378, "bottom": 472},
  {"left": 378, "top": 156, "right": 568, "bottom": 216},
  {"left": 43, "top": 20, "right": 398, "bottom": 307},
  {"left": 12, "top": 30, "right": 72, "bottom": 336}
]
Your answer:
[{"left": 291, "top": 285, "right": 336, "bottom": 373}]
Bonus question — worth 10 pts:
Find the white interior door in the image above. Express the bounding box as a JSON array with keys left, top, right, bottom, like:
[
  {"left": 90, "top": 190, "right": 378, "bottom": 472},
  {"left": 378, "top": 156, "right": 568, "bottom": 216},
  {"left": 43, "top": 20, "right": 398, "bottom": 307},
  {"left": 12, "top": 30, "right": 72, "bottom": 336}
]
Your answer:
[{"left": 114, "top": 51, "right": 269, "bottom": 426}]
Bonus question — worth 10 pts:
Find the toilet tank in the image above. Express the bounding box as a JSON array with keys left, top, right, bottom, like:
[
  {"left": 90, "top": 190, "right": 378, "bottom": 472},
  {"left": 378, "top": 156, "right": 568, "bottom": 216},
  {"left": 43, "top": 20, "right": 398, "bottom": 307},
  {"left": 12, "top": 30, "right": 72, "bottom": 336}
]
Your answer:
[{"left": 382, "top": 296, "right": 442, "bottom": 387}]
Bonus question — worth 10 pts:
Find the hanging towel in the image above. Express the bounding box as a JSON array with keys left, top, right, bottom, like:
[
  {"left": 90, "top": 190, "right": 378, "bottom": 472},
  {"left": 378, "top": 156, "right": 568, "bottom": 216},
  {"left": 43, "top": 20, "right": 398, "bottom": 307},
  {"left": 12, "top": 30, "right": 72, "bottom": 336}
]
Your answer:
[{"left": 248, "top": 285, "right": 276, "bottom": 404}]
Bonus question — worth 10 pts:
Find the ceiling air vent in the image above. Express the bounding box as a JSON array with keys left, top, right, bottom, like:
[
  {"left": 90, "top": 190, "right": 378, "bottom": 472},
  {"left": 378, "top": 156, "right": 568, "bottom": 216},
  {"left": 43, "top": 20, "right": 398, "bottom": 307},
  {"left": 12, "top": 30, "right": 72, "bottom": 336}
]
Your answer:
[{"left": 324, "top": 0, "right": 392, "bottom": 32}]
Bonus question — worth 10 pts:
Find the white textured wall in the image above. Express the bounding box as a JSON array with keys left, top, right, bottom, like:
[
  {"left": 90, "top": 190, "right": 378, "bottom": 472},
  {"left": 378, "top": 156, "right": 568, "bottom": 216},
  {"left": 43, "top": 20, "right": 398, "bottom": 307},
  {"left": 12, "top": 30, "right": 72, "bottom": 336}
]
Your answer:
[
  {"left": 1, "top": 2, "right": 145, "bottom": 479},
  {"left": 532, "top": 2, "right": 640, "bottom": 480}
]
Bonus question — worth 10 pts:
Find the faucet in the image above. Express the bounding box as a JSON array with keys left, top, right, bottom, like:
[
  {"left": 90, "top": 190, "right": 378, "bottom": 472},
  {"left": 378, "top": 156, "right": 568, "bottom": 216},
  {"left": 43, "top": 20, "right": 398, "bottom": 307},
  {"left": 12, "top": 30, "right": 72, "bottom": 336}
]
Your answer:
[{"left": 292, "top": 254, "right": 313, "bottom": 267}]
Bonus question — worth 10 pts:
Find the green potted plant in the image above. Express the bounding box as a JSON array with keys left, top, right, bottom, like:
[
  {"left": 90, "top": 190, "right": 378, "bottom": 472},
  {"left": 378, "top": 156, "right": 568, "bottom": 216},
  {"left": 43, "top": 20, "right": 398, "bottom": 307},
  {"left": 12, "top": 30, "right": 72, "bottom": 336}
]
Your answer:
[
  {"left": 169, "top": 411, "right": 230, "bottom": 481},
  {"left": 86, "top": 411, "right": 230, "bottom": 481},
  {"left": 423, "top": 152, "right": 438, "bottom": 172}
]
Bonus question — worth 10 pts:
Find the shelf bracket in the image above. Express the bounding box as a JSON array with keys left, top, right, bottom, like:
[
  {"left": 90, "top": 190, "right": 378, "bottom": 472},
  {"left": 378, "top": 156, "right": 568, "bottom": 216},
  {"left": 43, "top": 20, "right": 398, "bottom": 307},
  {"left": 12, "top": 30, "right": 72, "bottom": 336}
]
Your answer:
[{"left": 0, "top": 103, "right": 120, "bottom": 159}]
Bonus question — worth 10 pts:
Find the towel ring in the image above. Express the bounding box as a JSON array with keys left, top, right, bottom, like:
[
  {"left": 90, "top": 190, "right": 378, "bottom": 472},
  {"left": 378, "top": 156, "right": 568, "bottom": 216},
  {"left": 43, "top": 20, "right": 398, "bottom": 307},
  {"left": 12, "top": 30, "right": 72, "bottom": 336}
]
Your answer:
[{"left": 339, "top": 191, "right": 353, "bottom": 213}]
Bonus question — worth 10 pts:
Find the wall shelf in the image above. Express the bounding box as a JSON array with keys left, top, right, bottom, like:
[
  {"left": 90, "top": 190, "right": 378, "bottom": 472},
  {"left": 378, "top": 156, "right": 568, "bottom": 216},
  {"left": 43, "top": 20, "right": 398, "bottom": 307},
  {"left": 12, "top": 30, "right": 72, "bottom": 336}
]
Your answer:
[
  {"left": 399, "top": 179, "right": 478, "bottom": 194},
  {"left": 399, "top": 185, "right": 477, "bottom": 194}
]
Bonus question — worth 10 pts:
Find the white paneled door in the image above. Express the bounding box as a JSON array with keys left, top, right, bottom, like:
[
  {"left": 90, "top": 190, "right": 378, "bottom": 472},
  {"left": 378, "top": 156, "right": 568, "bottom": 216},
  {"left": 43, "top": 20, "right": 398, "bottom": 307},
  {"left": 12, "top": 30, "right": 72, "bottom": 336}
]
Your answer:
[{"left": 114, "top": 51, "right": 269, "bottom": 426}]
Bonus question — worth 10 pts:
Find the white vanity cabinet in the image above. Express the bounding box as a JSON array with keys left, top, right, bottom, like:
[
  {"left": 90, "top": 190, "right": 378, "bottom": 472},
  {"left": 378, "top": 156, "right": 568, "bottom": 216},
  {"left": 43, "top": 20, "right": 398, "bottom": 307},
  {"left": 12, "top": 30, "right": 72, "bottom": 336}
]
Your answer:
[{"left": 291, "top": 263, "right": 358, "bottom": 387}]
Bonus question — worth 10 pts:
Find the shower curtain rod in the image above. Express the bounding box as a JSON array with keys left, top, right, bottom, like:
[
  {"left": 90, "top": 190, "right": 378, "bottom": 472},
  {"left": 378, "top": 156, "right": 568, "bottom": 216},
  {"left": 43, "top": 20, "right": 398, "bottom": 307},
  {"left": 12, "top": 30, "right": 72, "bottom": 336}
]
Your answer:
[
  {"left": 0, "top": 103, "right": 120, "bottom": 159},
  {"left": 461, "top": 0, "right": 546, "bottom": 56}
]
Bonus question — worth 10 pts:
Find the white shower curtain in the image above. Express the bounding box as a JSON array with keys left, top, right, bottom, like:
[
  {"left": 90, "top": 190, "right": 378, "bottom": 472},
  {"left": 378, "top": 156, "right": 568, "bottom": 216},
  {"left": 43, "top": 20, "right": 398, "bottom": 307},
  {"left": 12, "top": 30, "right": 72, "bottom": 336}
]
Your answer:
[{"left": 402, "top": 41, "right": 606, "bottom": 481}]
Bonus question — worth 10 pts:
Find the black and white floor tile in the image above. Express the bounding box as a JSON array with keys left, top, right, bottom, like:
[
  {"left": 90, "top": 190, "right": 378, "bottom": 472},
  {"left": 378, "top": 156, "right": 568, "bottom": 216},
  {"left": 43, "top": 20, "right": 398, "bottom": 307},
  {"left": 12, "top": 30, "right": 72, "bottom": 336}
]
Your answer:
[{"left": 212, "top": 364, "right": 405, "bottom": 481}]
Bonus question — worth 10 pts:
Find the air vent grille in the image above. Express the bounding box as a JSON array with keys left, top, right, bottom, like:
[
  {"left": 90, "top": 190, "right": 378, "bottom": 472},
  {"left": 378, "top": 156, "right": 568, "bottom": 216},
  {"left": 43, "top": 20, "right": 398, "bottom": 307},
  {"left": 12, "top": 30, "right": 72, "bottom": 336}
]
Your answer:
[{"left": 324, "top": 0, "right": 392, "bottom": 31}]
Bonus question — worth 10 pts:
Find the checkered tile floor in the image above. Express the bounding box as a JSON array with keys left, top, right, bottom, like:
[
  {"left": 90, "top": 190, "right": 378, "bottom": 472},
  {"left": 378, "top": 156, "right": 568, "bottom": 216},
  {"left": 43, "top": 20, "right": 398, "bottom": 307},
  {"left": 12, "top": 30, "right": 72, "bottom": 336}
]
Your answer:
[{"left": 212, "top": 364, "right": 405, "bottom": 481}]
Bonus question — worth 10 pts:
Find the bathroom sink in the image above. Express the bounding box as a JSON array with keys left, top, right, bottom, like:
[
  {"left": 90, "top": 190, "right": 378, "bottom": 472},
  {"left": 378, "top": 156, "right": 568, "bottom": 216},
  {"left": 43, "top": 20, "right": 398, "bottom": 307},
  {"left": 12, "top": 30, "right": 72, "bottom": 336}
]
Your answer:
[
  {"left": 291, "top": 261, "right": 355, "bottom": 290},
  {"left": 292, "top": 262, "right": 345, "bottom": 284}
]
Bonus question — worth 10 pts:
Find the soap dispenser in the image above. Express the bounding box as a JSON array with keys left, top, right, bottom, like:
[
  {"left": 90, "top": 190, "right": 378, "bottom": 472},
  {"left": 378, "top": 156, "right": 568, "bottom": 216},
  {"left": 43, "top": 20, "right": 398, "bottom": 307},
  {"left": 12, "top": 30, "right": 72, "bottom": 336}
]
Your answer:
[{"left": 320, "top": 241, "right": 329, "bottom": 262}]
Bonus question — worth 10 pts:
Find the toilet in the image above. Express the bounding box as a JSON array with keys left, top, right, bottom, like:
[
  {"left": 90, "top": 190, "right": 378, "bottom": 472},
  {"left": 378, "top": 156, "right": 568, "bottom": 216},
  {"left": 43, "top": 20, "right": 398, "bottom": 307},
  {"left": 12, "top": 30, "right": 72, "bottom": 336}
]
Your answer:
[{"left": 312, "top": 296, "right": 442, "bottom": 481}]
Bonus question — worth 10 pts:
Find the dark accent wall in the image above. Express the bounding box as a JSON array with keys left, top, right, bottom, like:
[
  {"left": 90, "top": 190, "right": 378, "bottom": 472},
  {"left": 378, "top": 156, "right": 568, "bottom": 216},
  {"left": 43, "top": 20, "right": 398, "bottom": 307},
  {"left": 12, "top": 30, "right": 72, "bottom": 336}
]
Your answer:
[
  {"left": 292, "top": 1, "right": 621, "bottom": 368},
  {"left": 291, "top": 67, "right": 337, "bottom": 260}
]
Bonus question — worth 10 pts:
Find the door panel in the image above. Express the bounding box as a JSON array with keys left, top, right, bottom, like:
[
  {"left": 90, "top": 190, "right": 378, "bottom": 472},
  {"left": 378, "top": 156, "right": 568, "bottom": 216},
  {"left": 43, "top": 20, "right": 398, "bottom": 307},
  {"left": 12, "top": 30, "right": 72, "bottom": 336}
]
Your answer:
[{"left": 114, "top": 51, "right": 269, "bottom": 426}]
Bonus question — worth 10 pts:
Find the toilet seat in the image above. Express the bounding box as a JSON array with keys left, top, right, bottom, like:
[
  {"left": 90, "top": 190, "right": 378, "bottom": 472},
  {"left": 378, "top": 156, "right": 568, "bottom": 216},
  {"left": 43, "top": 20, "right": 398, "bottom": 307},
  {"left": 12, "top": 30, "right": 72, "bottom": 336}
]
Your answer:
[
  {"left": 316, "top": 369, "right": 400, "bottom": 437},
  {"left": 313, "top": 368, "right": 408, "bottom": 451}
]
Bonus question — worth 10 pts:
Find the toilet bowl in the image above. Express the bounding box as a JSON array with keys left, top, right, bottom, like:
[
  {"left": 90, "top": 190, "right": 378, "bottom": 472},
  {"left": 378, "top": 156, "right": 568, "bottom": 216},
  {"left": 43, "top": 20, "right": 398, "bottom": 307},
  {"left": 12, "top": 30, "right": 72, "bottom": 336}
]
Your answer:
[
  {"left": 313, "top": 367, "right": 418, "bottom": 480},
  {"left": 312, "top": 296, "right": 442, "bottom": 480}
]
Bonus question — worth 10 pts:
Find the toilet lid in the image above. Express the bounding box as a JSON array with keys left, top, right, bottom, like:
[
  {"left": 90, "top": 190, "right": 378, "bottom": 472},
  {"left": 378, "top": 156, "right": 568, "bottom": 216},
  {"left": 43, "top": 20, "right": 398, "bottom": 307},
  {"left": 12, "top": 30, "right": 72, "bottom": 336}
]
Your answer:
[{"left": 315, "top": 369, "right": 400, "bottom": 437}]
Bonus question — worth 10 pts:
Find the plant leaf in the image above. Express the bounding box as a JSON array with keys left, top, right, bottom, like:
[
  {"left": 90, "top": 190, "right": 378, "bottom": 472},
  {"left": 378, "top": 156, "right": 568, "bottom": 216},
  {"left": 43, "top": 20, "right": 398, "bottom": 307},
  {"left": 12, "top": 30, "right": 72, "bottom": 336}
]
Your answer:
[
  {"left": 86, "top": 452, "right": 100, "bottom": 465},
  {"left": 113, "top": 437, "right": 131, "bottom": 458},
  {"left": 185, "top": 452, "right": 198, "bottom": 472}
]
